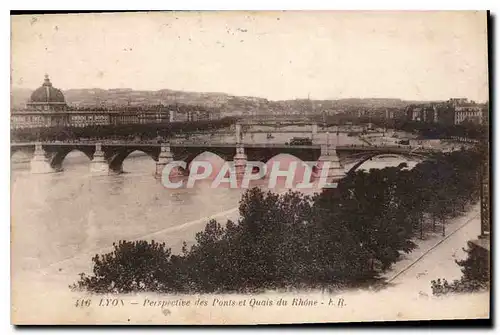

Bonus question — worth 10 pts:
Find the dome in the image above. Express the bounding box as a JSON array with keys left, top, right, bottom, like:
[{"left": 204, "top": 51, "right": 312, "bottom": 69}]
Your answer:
[{"left": 29, "top": 75, "right": 66, "bottom": 104}]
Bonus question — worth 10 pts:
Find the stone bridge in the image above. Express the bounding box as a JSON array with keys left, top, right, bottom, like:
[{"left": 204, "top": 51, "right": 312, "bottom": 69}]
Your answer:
[{"left": 11, "top": 141, "right": 438, "bottom": 183}]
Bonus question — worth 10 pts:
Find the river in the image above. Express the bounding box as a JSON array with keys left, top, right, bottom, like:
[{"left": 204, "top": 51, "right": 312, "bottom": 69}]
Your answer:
[
  {"left": 11, "top": 128, "right": 422, "bottom": 282},
  {"left": 13, "top": 132, "right": 488, "bottom": 324}
]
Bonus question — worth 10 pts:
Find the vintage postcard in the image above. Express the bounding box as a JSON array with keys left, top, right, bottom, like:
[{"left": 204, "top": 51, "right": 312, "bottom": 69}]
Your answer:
[{"left": 10, "top": 11, "right": 490, "bottom": 325}]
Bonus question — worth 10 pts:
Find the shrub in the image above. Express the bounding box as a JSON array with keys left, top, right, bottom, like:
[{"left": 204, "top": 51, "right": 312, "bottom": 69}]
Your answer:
[
  {"left": 431, "top": 241, "right": 490, "bottom": 296},
  {"left": 70, "top": 240, "right": 175, "bottom": 293}
]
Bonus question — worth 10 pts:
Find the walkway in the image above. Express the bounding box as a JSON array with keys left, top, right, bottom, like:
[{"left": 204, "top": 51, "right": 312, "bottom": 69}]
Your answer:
[{"left": 383, "top": 205, "right": 482, "bottom": 295}]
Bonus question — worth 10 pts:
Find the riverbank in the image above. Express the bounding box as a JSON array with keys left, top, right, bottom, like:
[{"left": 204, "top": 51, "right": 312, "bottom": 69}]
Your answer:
[
  {"left": 15, "top": 196, "right": 481, "bottom": 291},
  {"left": 11, "top": 199, "right": 487, "bottom": 324},
  {"left": 382, "top": 203, "right": 481, "bottom": 292},
  {"left": 28, "top": 187, "right": 311, "bottom": 281}
]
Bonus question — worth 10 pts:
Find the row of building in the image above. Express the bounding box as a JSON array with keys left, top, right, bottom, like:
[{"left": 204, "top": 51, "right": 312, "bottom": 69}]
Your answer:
[
  {"left": 404, "top": 98, "right": 487, "bottom": 125},
  {"left": 11, "top": 76, "right": 488, "bottom": 129},
  {"left": 11, "top": 108, "right": 217, "bottom": 129},
  {"left": 11, "top": 75, "right": 221, "bottom": 129}
]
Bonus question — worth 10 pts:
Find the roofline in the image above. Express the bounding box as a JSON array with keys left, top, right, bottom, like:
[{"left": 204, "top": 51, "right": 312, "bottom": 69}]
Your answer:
[{"left": 27, "top": 102, "right": 67, "bottom": 105}]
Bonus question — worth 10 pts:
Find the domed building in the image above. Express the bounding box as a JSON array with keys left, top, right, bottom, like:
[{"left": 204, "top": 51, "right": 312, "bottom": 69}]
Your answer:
[
  {"left": 27, "top": 74, "right": 67, "bottom": 111},
  {"left": 11, "top": 74, "right": 221, "bottom": 130}
]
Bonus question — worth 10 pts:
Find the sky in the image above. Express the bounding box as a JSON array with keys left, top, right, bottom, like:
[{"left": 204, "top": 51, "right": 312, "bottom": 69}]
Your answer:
[{"left": 11, "top": 11, "right": 489, "bottom": 102}]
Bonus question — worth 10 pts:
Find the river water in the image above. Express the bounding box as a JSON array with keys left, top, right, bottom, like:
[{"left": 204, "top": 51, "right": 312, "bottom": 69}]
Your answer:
[
  {"left": 11, "top": 130, "right": 488, "bottom": 324},
  {"left": 11, "top": 128, "right": 420, "bottom": 281}
]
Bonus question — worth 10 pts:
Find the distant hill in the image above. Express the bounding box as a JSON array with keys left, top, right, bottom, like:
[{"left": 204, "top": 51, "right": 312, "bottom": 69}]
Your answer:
[{"left": 11, "top": 87, "right": 431, "bottom": 114}]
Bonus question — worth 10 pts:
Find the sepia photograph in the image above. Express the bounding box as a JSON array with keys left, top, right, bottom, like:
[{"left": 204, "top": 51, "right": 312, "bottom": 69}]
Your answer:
[{"left": 10, "top": 10, "right": 490, "bottom": 325}]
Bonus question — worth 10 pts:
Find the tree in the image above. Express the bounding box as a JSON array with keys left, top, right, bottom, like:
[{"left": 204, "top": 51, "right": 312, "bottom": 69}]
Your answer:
[
  {"left": 431, "top": 241, "right": 490, "bottom": 296},
  {"left": 73, "top": 150, "right": 483, "bottom": 294},
  {"left": 71, "top": 240, "right": 175, "bottom": 293}
]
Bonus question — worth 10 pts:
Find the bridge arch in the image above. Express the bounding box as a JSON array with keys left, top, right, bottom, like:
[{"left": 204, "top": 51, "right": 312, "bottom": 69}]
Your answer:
[
  {"left": 246, "top": 146, "right": 320, "bottom": 163},
  {"left": 261, "top": 153, "right": 319, "bottom": 182},
  {"left": 263, "top": 153, "right": 308, "bottom": 165},
  {"left": 181, "top": 151, "right": 231, "bottom": 178},
  {"left": 11, "top": 147, "right": 34, "bottom": 160},
  {"left": 108, "top": 149, "right": 159, "bottom": 173},
  {"left": 11, "top": 148, "right": 34, "bottom": 167},
  {"left": 50, "top": 148, "right": 94, "bottom": 171},
  {"left": 345, "top": 152, "right": 426, "bottom": 175},
  {"left": 173, "top": 146, "right": 235, "bottom": 167},
  {"left": 186, "top": 150, "right": 228, "bottom": 163}
]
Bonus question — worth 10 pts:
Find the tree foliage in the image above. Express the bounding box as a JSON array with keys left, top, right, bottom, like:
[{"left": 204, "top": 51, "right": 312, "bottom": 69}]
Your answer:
[
  {"left": 73, "top": 149, "right": 483, "bottom": 293},
  {"left": 11, "top": 117, "right": 236, "bottom": 142},
  {"left": 70, "top": 240, "right": 175, "bottom": 293},
  {"left": 431, "top": 241, "right": 490, "bottom": 296}
]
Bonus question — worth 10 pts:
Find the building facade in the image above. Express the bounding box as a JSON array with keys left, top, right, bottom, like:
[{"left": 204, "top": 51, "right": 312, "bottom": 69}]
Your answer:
[
  {"left": 454, "top": 105, "right": 484, "bottom": 125},
  {"left": 11, "top": 76, "right": 219, "bottom": 129},
  {"left": 405, "top": 98, "right": 487, "bottom": 126}
]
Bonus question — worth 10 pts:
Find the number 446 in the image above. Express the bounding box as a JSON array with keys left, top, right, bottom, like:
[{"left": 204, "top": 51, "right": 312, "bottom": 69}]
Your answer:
[{"left": 75, "top": 298, "right": 91, "bottom": 308}]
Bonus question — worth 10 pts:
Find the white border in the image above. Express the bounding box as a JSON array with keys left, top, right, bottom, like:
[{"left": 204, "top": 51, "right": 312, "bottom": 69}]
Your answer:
[
  {"left": 5, "top": 1, "right": 497, "bottom": 10},
  {"left": 3, "top": 1, "right": 498, "bottom": 333}
]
